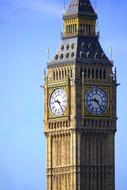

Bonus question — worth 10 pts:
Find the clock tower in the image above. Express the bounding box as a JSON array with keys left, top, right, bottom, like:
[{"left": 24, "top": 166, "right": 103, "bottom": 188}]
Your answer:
[{"left": 43, "top": 0, "right": 117, "bottom": 190}]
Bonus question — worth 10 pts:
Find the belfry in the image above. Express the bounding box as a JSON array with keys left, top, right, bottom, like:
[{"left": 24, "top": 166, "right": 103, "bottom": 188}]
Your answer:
[{"left": 43, "top": 0, "right": 117, "bottom": 189}]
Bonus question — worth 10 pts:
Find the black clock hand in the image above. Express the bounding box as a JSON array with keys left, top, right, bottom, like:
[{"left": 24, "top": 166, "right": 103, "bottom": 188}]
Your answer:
[
  {"left": 55, "top": 99, "right": 63, "bottom": 111},
  {"left": 92, "top": 98, "right": 104, "bottom": 110},
  {"left": 93, "top": 98, "right": 104, "bottom": 111},
  {"left": 55, "top": 99, "right": 60, "bottom": 104},
  {"left": 92, "top": 98, "right": 100, "bottom": 105},
  {"left": 59, "top": 103, "right": 64, "bottom": 112}
]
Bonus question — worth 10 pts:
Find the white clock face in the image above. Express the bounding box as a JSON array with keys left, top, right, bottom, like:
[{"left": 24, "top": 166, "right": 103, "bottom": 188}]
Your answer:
[
  {"left": 49, "top": 88, "right": 67, "bottom": 116},
  {"left": 85, "top": 87, "right": 108, "bottom": 115}
]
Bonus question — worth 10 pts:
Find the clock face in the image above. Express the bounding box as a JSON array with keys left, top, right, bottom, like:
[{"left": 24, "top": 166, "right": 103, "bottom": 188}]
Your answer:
[
  {"left": 85, "top": 87, "right": 108, "bottom": 115},
  {"left": 49, "top": 88, "right": 67, "bottom": 116}
]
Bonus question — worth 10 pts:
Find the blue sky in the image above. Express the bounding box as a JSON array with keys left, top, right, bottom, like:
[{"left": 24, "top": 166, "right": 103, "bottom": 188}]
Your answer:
[{"left": 0, "top": 0, "right": 127, "bottom": 190}]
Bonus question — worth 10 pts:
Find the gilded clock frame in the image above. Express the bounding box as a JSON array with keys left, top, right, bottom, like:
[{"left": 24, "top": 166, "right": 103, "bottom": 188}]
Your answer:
[
  {"left": 48, "top": 85, "right": 69, "bottom": 119},
  {"left": 84, "top": 85, "right": 112, "bottom": 117}
]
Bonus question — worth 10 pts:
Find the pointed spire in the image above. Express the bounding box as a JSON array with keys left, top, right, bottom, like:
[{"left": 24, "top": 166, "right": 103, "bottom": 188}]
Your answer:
[{"left": 64, "top": 0, "right": 97, "bottom": 19}]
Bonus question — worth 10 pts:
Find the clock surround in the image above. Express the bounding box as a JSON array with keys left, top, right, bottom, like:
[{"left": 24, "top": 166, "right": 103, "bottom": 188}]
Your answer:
[
  {"left": 85, "top": 86, "right": 109, "bottom": 115},
  {"left": 49, "top": 88, "right": 67, "bottom": 117}
]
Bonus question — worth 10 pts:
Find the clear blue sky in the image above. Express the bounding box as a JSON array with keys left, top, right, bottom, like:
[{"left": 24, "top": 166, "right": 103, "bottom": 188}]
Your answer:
[{"left": 0, "top": 0, "right": 127, "bottom": 190}]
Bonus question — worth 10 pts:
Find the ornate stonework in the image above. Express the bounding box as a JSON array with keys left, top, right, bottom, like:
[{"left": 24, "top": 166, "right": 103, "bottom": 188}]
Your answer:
[{"left": 43, "top": 0, "right": 117, "bottom": 189}]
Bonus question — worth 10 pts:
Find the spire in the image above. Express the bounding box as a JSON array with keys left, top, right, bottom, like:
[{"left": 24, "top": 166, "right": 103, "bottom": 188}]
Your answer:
[
  {"left": 48, "top": 0, "right": 112, "bottom": 67},
  {"left": 63, "top": 0, "right": 97, "bottom": 39},
  {"left": 64, "top": 0, "right": 97, "bottom": 19}
]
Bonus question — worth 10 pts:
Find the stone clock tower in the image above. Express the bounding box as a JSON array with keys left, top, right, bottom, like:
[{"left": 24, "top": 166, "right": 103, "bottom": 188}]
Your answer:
[{"left": 43, "top": 0, "right": 117, "bottom": 190}]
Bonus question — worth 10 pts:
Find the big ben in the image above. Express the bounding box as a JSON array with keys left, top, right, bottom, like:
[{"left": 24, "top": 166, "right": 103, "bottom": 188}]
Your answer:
[{"left": 43, "top": 0, "right": 117, "bottom": 190}]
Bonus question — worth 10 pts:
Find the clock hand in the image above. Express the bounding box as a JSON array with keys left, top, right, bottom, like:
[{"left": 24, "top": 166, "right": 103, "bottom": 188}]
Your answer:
[
  {"left": 92, "top": 98, "right": 102, "bottom": 108},
  {"left": 92, "top": 98, "right": 99, "bottom": 104},
  {"left": 59, "top": 103, "right": 64, "bottom": 112},
  {"left": 55, "top": 99, "right": 64, "bottom": 111},
  {"left": 55, "top": 99, "right": 60, "bottom": 104},
  {"left": 93, "top": 98, "right": 105, "bottom": 111}
]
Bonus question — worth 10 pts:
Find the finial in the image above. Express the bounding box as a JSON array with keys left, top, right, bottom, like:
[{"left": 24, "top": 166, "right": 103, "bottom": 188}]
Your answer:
[
  {"left": 115, "top": 67, "right": 117, "bottom": 75},
  {"left": 96, "top": 19, "right": 99, "bottom": 36},
  {"left": 82, "top": 72, "right": 85, "bottom": 84},
  {"left": 64, "top": 0, "right": 66, "bottom": 10},
  {"left": 114, "top": 67, "right": 117, "bottom": 81},
  {"left": 47, "top": 48, "right": 51, "bottom": 62},
  {"left": 109, "top": 46, "right": 113, "bottom": 59},
  {"left": 44, "top": 69, "right": 46, "bottom": 78},
  {"left": 94, "top": 0, "right": 98, "bottom": 13}
]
